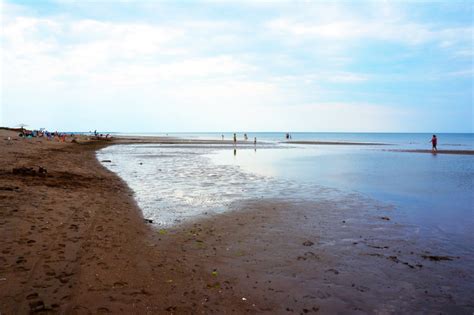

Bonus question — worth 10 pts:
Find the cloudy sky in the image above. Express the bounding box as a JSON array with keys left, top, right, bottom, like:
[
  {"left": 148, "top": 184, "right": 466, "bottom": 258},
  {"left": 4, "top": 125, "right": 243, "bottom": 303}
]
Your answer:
[{"left": 1, "top": 0, "right": 472, "bottom": 132}]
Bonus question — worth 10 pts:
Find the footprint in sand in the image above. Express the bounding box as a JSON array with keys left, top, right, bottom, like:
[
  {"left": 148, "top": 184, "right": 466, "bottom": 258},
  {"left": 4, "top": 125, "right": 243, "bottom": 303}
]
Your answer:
[
  {"left": 43, "top": 265, "right": 55, "bottom": 276},
  {"left": 29, "top": 300, "right": 45, "bottom": 312},
  {"left": 113, "top": 281, "right": 128, "bottom": 288},
  {"left": 72, "top": 305, "right": 90, "bottom": 313},
  {"left": 26, "top": 292, "right": 39, "bottom": 300},
  {"left": 97, "top": 262, "right": 109, "bottom": 270},
  {"left": 16, "top": 256, "right": 26, "bottom": 264},
  {"left": 97, "top": 307, "right": 111, "bottom": 314}
]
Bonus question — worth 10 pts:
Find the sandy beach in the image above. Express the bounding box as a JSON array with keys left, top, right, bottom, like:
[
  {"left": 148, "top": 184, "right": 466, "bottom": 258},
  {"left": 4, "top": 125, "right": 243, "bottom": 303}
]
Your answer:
[{"left": 1, "top": 129, "right": 473, "bottom": 314}]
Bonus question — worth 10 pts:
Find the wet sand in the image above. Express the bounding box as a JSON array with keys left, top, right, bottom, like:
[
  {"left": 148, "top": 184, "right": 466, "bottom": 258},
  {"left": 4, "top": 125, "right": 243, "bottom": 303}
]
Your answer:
[
  {"left": 284, "top": 141, "right": 388, "bottom": 145},
  {"left": 1, "top": 130, "right": 473, "bottom": 314},
  {"left": 112, "top": 136, "right": 258, "bottom": 146},
  {"left": 387, "top": 149, "right": 474, "bottom": 155}
]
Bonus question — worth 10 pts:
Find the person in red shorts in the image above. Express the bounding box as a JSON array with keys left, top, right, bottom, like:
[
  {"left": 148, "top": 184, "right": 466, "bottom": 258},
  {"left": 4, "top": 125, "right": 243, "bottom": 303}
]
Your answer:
[{"left": 430, "top": 134, "right": 438, "bottom": 152}]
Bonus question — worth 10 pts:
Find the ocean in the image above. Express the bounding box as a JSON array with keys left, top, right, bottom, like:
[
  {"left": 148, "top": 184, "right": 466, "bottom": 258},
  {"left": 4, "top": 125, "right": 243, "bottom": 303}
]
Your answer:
[
  {"left": 111, "top": 132, "right": 474, "bottom": 149},
  {"left": 97, "top": 132, "right": 473, "bottom": 258}
]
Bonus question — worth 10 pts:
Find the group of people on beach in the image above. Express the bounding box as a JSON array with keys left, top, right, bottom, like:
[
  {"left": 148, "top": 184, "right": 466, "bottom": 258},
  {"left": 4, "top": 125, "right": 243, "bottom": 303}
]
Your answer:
[
  {"left": 19, "top": 128, "right": 71, "bottom": 142},
  {"left": 92, "top": 130, "right": 111, "bottom": 140},
  {"left": 221, "top": 133, "right": 440, "bottom": 152},
  {"left": 12, "top": 127, "right": 113, "bottom": 143},
  {"left": 222, "top": 133, "right": 257, "bottom": 146}
]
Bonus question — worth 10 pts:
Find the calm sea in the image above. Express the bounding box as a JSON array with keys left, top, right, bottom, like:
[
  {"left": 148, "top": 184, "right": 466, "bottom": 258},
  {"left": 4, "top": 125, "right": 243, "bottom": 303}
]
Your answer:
[{"left": 112, "top": 132, "right": 474, "bottom": 149}]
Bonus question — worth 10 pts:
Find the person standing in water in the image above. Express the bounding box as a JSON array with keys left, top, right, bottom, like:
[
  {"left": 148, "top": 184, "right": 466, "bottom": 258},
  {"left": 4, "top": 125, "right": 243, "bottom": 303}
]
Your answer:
[
  {"left": 233, "top": 133, "right": 237, "bottom": 146},
  {"left": 430, "top": 134, "right": 438, "bottom": 152}
]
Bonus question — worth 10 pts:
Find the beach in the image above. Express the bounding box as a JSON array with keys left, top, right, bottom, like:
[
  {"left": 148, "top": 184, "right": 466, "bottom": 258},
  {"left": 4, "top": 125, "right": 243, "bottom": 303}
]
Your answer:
[{"left": 1, "top": 129, "right": 473, "bottom": 314}]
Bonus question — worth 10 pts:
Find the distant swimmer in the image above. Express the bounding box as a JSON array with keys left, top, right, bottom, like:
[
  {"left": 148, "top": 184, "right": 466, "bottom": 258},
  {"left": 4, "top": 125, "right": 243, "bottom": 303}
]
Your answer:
[
  {"left": 430, "top": 135, "right": 438, "bottom": 152},
  {"left": 233, "top": 133, "right": 237, "bottom": 146}
]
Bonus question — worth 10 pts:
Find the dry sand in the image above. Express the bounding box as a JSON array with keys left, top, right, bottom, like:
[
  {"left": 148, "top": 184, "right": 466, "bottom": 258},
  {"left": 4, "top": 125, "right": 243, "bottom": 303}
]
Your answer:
[{"left": 1, "top": 129, "right": 473, "bottom": 314}]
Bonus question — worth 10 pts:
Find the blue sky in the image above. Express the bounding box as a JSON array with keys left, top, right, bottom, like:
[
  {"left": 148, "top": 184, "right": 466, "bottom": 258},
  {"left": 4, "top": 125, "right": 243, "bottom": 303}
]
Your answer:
[{"left": 1, "top": 0, "right": 472, "bottom": 132}]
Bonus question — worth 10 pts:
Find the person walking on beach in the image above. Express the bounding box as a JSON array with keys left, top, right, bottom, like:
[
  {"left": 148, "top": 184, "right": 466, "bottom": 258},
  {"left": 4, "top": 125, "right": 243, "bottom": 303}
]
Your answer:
[
  {"left": 254, "top": 137, "right": 257, "bottom": 145},
  {"left": 430, "top": 135, "right": 438, "bottom": 152},
  {"left": 221, "top": 134, "right": 224, "bottom": 140},
  {"left": 233, "top": 133, "right": 237, "bottom": 146}
]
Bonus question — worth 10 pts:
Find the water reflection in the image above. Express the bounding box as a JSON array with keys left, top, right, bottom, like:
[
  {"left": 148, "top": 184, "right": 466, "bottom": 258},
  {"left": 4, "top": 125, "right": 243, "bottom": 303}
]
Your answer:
[
  {"left": 98, "top": 144, "right": 342, "bottom": 226},
  {"left": 209, "top": 146, "right": 474, "bottom": 252}
]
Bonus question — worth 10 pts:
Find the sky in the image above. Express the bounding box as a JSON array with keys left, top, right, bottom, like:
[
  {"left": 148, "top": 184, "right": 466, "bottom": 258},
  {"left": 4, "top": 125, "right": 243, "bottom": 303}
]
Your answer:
[{"left": 1, "top": 0, "right": 473, "bottom": 132}]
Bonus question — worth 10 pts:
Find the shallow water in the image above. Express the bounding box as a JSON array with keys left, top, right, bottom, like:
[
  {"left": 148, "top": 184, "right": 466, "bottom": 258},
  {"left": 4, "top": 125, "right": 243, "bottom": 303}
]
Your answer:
[
  {"left": 98, "top": 145, "right": 474, "bottom": 253},
  {"left": 98, "top": 144, "right": 343, "bottom": 226},
  {"left": 98, "top": 142, "right": 473, "bottom": 258},
  {"left": 209, "top": 145, "right": 474, "bottom": 254},
  {"left": 111, "top": 132, "right": 474, "bottom": 150}
]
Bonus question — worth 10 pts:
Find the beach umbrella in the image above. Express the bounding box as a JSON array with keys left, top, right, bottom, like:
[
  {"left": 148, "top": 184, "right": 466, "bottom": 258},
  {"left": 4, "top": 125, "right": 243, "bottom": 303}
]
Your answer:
[{"left": 15, "top": 123, "right": 28, "bottom": 129}]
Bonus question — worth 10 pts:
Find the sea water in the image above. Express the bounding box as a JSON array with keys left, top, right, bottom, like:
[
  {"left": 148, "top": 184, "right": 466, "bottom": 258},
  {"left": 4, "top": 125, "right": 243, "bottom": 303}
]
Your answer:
[
  {"left": 98, "top": 133, "right": 473, "bottom": 256},
  {"left": 110, "top": 132, "right": 474, "bottom": 150},
  {"left": 209, "top": 146, "right": 473, "bottom": 253}
]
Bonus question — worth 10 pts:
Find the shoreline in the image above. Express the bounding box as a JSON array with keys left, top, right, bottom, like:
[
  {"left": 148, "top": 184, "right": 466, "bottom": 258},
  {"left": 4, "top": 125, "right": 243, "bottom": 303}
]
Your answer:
[
  {"left": 1, "top": 129, "right": 473, "bottom": 313},
  {"left": 100, "top": 135, "right": 474, "bottom": 155},
  {"left": 283, "top": 140, "right": 389, "bottom": 145},
  {"left": 386, "top": 149, "right": 474, "bottom": 155}
]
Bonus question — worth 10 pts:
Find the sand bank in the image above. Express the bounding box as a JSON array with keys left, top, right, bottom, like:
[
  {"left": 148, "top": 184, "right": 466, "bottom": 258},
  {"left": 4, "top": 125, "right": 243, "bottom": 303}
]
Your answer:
[
  {"left": 112, "top": 136, "right": 260, "bottom": 146},
  {"left": 1, "top": 130, "right": 473, "bottom": 314},
  {"left": 387, "top": 149, "right": 474, "bottom": 155},
  {"left": 284, "top": 140, "right": 388, "bottom": 145}
]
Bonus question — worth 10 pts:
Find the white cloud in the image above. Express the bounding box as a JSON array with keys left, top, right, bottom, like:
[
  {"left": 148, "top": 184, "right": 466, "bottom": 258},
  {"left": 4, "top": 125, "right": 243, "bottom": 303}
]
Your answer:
[
  {"left": 70, "top": 19, "right": 184, "bottom": 55},
  {"left": 1, "top": 12, "right": 257, "bottom": 88},
  {"left": 325, "top": 72, "right": 369, "bottom": 83},
  {"left": 271, "top": 72, "right": 369, "bottom": 85},
  {"left": 258, "top": 102, "right": 408, "bottom": 132},
  {"left": 266, "top": 17, "right": 472, "bottom": 47},
  {"left": 445, "top": 69, "right": 474, "bottom": 78}
]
